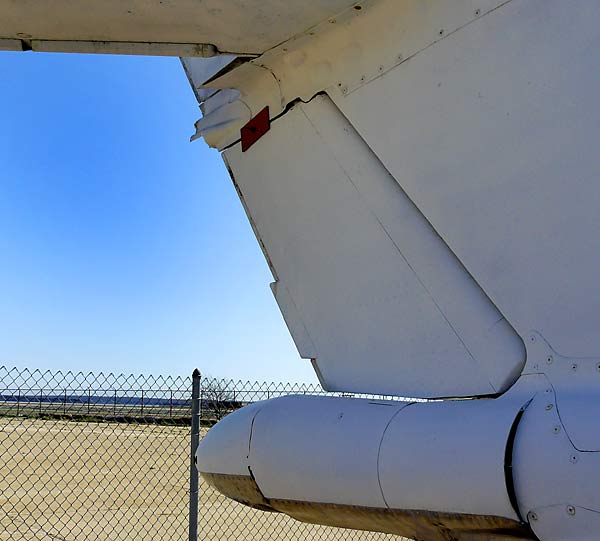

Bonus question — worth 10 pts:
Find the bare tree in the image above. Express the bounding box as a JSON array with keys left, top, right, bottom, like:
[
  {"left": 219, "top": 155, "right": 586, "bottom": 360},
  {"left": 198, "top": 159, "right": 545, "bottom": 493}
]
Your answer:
[{"left": 200, "top": 376, "right": 238, "bottom": 422}]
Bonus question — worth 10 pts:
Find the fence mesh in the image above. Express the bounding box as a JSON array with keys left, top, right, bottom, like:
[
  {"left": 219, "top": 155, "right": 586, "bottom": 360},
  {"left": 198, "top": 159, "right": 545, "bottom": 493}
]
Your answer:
[
  {"left": 0, "top": 367, "right": 407, "bottom": 540},
  {"left": 0, "top": 367, "right": 192, "bottom": 541}
]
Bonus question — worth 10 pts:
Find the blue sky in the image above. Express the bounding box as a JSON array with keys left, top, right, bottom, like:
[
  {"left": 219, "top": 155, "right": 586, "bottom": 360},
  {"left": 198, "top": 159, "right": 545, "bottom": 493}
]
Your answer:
[{"left": 0, "top": 52, "right": 316, "bottom": 383}]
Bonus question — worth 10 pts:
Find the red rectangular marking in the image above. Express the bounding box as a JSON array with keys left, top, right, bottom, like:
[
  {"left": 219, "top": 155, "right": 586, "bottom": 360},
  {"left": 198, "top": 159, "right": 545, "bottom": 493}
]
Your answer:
[{"left": 241, "top": 106, "right": 270, "bottom": 152}]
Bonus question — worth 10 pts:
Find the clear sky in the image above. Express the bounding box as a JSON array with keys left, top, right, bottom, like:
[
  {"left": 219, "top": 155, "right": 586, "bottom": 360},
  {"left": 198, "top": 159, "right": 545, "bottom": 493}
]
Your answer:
[{"left": 0, "top": 52, "right": 317, "bottom": 384}]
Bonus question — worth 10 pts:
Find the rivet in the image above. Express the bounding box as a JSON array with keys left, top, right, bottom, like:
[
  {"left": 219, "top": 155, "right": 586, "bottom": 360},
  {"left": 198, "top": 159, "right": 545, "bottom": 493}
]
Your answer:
[
  {"left": 530, "top": 335, "right": 537, "bottom": 343},
  {"left": 545, "top": 404, "right": 554, "bottom": 411},
  {"left": 397, "top": 54, "right": 404, "bottom": 62},
  {"left": 572, "top": 363, "right": 578, "bottom": 371},
  {"left": 378, "top": 65, "right": 384, "bottom": 72},
  {"left": 596, "top": 363, "right": 600, "bottom": 372},
  {"left": 570, "top": 454, "right": 578, "bottom": 464},
  {"left": 567, "top": 506, "right": 576, "bottom": 516},
  {"left": 553, "top": 425, "right": 561, "bottom": 434},
  {"left": 528, "top": 511, "right": 538, "bottom": 522},
  {"left": 547, "top": 355, "right": 554, "bottom": 365},
  {"left": 474, "top": 9, "right": 481, "bottom": 16},
  {"left": 439, "top": 29, "right": 445, "bottom": 36}
]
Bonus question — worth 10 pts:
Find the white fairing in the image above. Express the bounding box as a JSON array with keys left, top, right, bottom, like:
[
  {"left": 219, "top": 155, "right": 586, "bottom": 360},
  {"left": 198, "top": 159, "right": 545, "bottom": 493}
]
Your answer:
[
  {"left": 195, "top": 401, "right": 262, "bottom": 477},
  {"left": 249, "top": 396, "right": 405, "bottom": 509},
  {"left": 198, "top": 393, "right": 525, "bottom": 519},
  {"left": 198, "top": 352, "right": 600, "bottom": 540},
  {"left": 378, "top": 398, "right": 520, "bottom": 516},
  {"left": 510, "top": 335, "right": 600, "bottom": 541}
]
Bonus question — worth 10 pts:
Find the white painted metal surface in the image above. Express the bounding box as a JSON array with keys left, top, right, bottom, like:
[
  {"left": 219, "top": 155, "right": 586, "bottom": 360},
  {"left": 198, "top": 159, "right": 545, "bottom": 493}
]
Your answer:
[
  {"left": 195, "top": 401, "right": 262, "bottom": 476},
  {"left": 512, "top": 380, "right": 600, "bottom": 539},
  {"left": 330, "top": 0, "right": 600, "bottom": 360},
  {"left": 489, "top": 334, "right": 600, "bottom": 541},
  {"left": 196, "top": 390, "right": 528, "bottom": 526},
  {"left": 224, "top": 95, "right": 525, "bottom": 398},
  {"left": 198, "top": 0, "right": 509, "bottom": 149},
  {"left": 520, "top": 334, "right": 600, "bottom": 453},
  {"left": 198, "top": 353, "right": 600, "bottom": 540},
  {"left": 524, "top": 506, "right": 600, "bottom": 541},
  {"left": 0, "top": 38, "right": 21, "bottom": 51},
  {"left": 197, "top": 393, "right": 524, "bottom": 514},
  {"left": 30, "top": 40, "right": 217, "bottom": 57},
  {"left": 181, "top": 56, "right": 239, "bottom": 103},
  {"left": 250, "top": 396, "right": 405, "bottom": 508},
  {"left": 199, "top": 296, "right": 600, "bottom": 539},
  {"left": 379, "top": 397, "right": 522, "bottom": 518},
  {"left": 0, "top": 0, "right": 359, "bottom": 55}
]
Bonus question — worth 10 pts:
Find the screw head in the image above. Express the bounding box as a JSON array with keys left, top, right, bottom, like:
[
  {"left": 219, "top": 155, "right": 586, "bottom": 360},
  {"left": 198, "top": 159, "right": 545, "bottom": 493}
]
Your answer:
[
  {"left": 528, "top": 511, "right": 538, "bottom": 522},
  {"left": 567, "top": 505, "right": 576, "bottom": 516},
  {"left": 545, "top": 403, "right": 554, "bottom": 411},
  {"left": 553, "top": 425, "right": 561, "bottom": 434},
  {"left": 547, "top": 355, "right": 554, "bottom": 364},
  {"left": 570, "top": 454, "right": 578, "bottom": 464},
  {"left": 571, "top": 363, "right": 578, "bottom": 371}
]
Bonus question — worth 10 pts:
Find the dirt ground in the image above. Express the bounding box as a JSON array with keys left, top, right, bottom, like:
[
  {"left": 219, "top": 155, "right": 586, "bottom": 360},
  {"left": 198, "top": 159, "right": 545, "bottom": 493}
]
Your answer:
[
  {"left": 0, "top": 418, "right": 402, "bottom": 540},
  {"left": 0, "top": 417, "right": 190, "bottom": 540}
]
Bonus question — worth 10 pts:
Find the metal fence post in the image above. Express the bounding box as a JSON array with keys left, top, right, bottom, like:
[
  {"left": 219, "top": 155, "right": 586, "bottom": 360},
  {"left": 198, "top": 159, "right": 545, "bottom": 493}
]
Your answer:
[
  {"left": 189, "top": 369, "right": 201, "bottom": 541},
  {"left": 199, "top": 388, "right": 203, "bottom": 423}
]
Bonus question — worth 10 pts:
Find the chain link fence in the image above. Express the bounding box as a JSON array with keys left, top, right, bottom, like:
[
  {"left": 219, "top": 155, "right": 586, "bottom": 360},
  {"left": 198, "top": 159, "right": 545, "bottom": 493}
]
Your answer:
[
  {"left": 0, "top": 367, "right": 193, "bottom": 541},
  {"left": 0, "top": 366, "right": 406, "bottom": 540}
]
